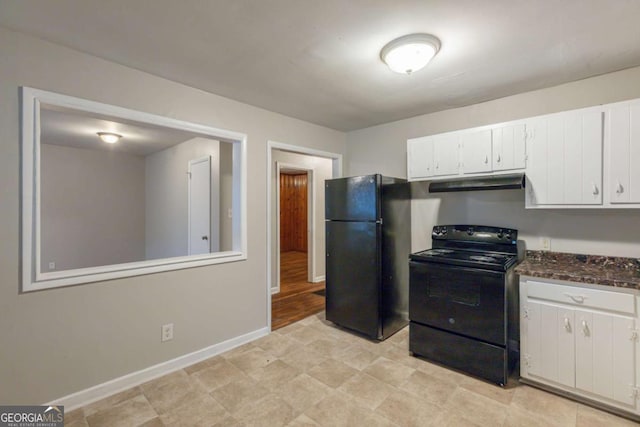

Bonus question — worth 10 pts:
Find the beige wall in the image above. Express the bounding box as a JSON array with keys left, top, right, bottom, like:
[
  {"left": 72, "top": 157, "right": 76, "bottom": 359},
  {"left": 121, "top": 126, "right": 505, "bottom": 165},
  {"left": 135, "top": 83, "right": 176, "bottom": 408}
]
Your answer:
[
  {"left": 145, "top": 137, "right": 223, "bottom": 258},
  {"left": 270, "top": 150, "right": 334, "bottom": 291},
  {"left": 347, "top": 66, "right": 640, "bottom": 257},
  {"left": 0, "top": 26, "right": 346, "bottom": 404},
  {"left": 41, "top": 144, "right": 146, "bottom": 271}
]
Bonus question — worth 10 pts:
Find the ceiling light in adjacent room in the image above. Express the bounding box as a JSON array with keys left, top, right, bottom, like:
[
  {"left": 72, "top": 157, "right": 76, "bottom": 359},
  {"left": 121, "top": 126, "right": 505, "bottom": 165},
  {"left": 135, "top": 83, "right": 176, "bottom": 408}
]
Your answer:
[
  {"left": 380, "top": 34, "right": 441, "bottom": 74},
  {"left": 97, "top": 132, "right": 122, "bottom": 144}
]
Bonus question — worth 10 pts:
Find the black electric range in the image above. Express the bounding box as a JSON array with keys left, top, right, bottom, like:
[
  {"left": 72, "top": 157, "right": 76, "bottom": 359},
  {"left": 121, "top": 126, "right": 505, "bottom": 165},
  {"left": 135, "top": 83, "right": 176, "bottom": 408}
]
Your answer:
[{"left": 409, "top": 225, "right": 523, "bottom": 386}]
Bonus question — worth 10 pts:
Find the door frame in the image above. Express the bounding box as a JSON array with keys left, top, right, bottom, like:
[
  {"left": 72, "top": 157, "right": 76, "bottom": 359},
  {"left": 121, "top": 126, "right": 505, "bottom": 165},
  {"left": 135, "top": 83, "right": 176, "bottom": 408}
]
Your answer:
[
  {"left": 276, "top": 162, "right": 314, "bottom": 291},
  {"left": 266, "top": 141, "right": 342, "bottom": 330}
]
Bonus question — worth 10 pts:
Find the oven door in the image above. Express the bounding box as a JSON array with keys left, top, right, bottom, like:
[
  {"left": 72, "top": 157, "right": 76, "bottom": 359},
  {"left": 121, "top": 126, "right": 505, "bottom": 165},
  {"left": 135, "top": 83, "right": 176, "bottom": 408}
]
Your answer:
[{"left": 409, "top": 261, "right": 506, "bottom": 346}]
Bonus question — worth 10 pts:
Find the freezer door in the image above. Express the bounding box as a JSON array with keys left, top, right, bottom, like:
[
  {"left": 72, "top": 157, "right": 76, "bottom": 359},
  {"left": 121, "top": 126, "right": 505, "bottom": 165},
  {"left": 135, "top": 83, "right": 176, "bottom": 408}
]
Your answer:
[
  {"left": 325, "top": 175, "right": 379, "bottom": 221},
  {"left": 326, "top": 220, "right": 381, "bottom": 338}
]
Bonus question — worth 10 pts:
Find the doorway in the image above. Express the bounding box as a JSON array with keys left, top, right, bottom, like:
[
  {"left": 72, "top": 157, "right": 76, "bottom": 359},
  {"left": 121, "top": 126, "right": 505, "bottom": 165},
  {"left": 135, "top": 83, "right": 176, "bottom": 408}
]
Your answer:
[
  {"left": 279, "top": 169, "right": 309, "bottom": 280},
  {"left": 267, "top": 141, "right": 342, "bottom": 331},
  {"left": 273, "top": 167, "right": 325, "bottom": 329}
]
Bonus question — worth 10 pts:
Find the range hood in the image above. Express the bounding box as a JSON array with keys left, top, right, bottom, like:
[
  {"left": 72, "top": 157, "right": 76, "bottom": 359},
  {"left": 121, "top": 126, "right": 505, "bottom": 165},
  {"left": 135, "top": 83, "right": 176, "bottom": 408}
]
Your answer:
[{"left": 429, "top": 173, "right": 526, "bottom": 193}]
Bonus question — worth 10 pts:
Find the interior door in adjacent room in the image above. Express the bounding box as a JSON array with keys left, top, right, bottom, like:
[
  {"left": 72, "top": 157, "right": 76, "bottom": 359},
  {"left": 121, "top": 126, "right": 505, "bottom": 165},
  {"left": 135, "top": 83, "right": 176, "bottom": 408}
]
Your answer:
[
  {"left": 188, "top": 156, "right": 211, "bottom": 255},
  {"left": 279, "top": 172, "right": 308, "bottom": 254}
]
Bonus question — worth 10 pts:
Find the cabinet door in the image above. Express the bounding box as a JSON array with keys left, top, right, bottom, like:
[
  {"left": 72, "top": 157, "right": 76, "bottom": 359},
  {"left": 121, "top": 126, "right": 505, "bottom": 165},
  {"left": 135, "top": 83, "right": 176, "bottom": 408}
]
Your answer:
[
  {"left": 432, "top": 134, "right": 460, "bottom": 176},
  {"left": 524, "top": 300, "right": 575, "bottom": 386},
  {"left": 407, "top": 136, "right": 433, "bottom": 180},
  {"left": 525, "top": 118, "right": 549, "bottom": 205},
  {"left": 461, "top": 129, "right": 492, "bottom": 174},
  {"left": 575, "top": 310, "right": 636, "bottom": 406},
  {"left": 609, "top": 101, "right": 640, "bottom": 203},
  {"left": 526, "top": 109, "right": 603, "bottom": 206},
  {"left": 492, "top": 124, "right": 526, "bottom": 171}
]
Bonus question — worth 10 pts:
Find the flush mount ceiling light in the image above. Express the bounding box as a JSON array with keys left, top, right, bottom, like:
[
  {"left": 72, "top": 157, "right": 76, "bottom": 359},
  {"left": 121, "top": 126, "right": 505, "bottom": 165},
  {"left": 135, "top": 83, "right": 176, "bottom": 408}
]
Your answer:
[
  {"left": 380, "top": 33, "right": 441, "bottom": 74},
  {"left": 96, "top": 132, "right": 122, "bottom": 144}
]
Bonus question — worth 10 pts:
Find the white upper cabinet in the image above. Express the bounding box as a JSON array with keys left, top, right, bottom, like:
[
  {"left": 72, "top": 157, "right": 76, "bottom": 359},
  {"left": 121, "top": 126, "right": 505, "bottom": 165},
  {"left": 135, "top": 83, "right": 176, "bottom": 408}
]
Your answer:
[
  {"left": 432, "top": 133, "right": 460, "bottom": 177},
  {"left": 461, "top": 129, "right": 492, "bottom": 174},
  {"left": 406, "top": 97, "right": 640, "bottom": 208},
  {"left": 492, "top": 124, "right": 526, "bottom": 171},
  {"left": 407, "top": 134, "right": 459, "bottom": 180},
  {"left": 608, "top": 100, "right": 640, "bottom": 204},
  {"left": 460, "top": 125, "right": 527, "bottom": 175},
  {"left": 525, "top": 107, "right": 603, "bottom": 207},
  {"left": 407, "top": 136, "right": 434, "bottom": 180}
]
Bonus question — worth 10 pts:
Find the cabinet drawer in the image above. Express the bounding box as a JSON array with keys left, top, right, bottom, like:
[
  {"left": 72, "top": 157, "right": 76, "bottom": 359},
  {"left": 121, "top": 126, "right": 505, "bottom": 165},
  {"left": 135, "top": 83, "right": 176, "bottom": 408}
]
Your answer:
[{"left": 526, "top": 280, "right": 636, "bottom": 315}]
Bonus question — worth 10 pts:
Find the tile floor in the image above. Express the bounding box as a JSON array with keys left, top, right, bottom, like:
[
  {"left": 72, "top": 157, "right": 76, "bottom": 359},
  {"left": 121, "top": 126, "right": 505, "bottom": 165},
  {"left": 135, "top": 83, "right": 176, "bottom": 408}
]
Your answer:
[{"left": 65, "top": 312, "right": 638, "bottom": 427}]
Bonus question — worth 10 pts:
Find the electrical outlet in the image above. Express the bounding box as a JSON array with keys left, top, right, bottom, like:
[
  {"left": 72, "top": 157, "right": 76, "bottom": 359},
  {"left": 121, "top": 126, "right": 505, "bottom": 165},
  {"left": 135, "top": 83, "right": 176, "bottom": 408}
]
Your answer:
[
  {"left": 540, "top": 237, "right": 551, "bottom": 251},
  {"left": 161, "top": 323, "right": 174, "bottom": 342},
  {"left": 48, "top": 262, "right": 56, "bottom": 270}
]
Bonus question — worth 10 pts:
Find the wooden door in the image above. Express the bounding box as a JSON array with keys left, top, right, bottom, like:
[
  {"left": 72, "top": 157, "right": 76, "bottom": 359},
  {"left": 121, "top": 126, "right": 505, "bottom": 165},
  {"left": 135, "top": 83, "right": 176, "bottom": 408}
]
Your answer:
[{"left": 280, "top": 172, "right": 308, "bottom": 252}]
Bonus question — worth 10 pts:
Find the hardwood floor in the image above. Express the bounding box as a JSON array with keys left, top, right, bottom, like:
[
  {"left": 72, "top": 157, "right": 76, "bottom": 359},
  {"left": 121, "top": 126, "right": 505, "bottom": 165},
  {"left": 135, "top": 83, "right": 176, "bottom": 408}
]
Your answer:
[{"left": 272, "top": 251, "right": 325, "bottom": 330}]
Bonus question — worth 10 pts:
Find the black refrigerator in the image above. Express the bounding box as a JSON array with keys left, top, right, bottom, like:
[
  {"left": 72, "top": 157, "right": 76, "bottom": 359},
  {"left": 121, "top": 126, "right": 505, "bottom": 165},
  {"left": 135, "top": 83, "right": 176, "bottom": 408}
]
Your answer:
[{"left": 325, "top": 174, "right": 411, "bottom": 340}]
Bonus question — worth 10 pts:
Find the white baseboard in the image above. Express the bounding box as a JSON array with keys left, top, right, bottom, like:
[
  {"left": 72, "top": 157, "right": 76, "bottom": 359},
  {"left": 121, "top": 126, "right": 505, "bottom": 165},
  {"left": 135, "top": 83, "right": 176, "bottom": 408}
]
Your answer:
[
  {"left": 271, "top": 286, "right": 280, "bottom": 294},
  {"left": 313, "top": 275, "right": 325, "bottom": 283},
  {"left": 46, "top": 326, "right": 269, "bottom": 411}
]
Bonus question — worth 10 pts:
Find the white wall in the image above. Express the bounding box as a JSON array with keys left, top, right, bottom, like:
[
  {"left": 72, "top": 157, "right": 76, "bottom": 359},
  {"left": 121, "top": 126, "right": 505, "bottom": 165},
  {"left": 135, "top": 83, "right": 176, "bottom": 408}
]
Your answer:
[
  {"left": 41, "top": 143, "right": 146, "bottom": 271},
  {"left": 0, "top": 25, "right": 346, "bottom": 404},
  {"left": 347, "top": 66, "right": 640, "bottom": 257},
  {"left": 145, "top": 137, "right": 224, "bottom": 259},
  {"left": 271, "top": 150, "right": 333, "bottom": 290}
]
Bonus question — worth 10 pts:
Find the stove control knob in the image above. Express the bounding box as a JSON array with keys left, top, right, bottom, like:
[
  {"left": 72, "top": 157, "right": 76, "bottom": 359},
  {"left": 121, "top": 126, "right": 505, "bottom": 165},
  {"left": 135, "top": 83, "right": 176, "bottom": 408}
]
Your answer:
[
  {"left": 467, "top": 227, "right": 474, "bottom": 236},
  {"left": 442, "top": 227, "right": 447, "bottom": 235},
  {"left": 497, "top": 229, "right": 504, "bottom": 239}
]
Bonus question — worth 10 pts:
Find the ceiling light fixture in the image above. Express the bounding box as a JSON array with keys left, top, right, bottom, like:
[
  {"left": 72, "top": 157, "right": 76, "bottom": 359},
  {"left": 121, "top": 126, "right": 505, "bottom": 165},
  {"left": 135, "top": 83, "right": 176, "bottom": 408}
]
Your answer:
[
  {"left": 97, "top": 132, "right": 122, "bottom": 144},
  {"left": 380, "top": 33, "right": 441, "bottom": 75}
]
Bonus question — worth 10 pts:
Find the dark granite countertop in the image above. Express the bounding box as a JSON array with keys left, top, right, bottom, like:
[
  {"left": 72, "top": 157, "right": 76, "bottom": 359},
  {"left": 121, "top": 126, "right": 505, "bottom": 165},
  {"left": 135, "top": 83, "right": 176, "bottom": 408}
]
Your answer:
[{"left": 515, "top": 250, "right": 640, "bottom": 290}]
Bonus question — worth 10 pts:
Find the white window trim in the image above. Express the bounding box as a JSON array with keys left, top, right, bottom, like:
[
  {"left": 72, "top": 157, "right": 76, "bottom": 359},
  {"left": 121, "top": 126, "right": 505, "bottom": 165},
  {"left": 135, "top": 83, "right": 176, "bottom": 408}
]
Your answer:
[{"left": 21, "top": 87, "right": 247, "bottom": 292}]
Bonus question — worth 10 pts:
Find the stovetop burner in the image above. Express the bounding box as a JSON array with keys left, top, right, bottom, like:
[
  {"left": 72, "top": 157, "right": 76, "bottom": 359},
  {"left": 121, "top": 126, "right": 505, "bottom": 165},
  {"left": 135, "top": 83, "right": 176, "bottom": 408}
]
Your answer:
[{"left": 409, "top": 224, "right": 521, "bottom": 271}]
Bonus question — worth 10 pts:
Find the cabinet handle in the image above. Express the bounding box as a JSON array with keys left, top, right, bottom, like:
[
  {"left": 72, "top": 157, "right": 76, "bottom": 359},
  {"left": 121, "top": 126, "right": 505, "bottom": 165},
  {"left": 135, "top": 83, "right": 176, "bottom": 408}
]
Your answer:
[
  {"left": 564, "top": 317, "right": 571, "bottom": 332},
  {"left": 564, "top": 292, "right": 587, "bottom": 303},
  {"left": 484, "top": 155, "right": 488, "bottom": 164},
  {"left": 616, "top": 182, "right": 624, "bottom": 194},
  {"left": 496, "top": 154, "right": 501, "bottom": 163},
  {"left": 581, "top": 320, "right": 589, "bottom": 337},
  {"left": 435, "top": 162, "right": 439, "bottom": 170},
  {"left": 591, "top": 184, "right": 599, "bottom": 196}
]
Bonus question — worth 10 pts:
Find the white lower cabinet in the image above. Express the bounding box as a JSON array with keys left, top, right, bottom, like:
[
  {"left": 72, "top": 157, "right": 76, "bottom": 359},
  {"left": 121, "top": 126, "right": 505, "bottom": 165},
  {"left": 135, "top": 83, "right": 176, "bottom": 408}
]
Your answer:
[{"left": 521, "top": 278, "right": 639, "bottom": 415}]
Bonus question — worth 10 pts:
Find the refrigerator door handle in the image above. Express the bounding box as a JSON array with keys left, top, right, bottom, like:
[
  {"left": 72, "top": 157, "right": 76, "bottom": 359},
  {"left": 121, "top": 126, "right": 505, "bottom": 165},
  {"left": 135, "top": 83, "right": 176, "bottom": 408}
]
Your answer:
[{"left": 376, "top": 218, "right": 383, "bottom": 225}]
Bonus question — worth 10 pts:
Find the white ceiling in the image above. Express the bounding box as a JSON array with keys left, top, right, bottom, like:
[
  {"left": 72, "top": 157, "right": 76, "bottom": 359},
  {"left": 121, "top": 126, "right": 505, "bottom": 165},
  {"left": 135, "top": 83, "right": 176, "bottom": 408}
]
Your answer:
[
  {"left": 41, "top": 105, "right": 204, "bottom": 157},
  {"left": 2, "top": 0, "right": 640, "bottom": 131}
]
